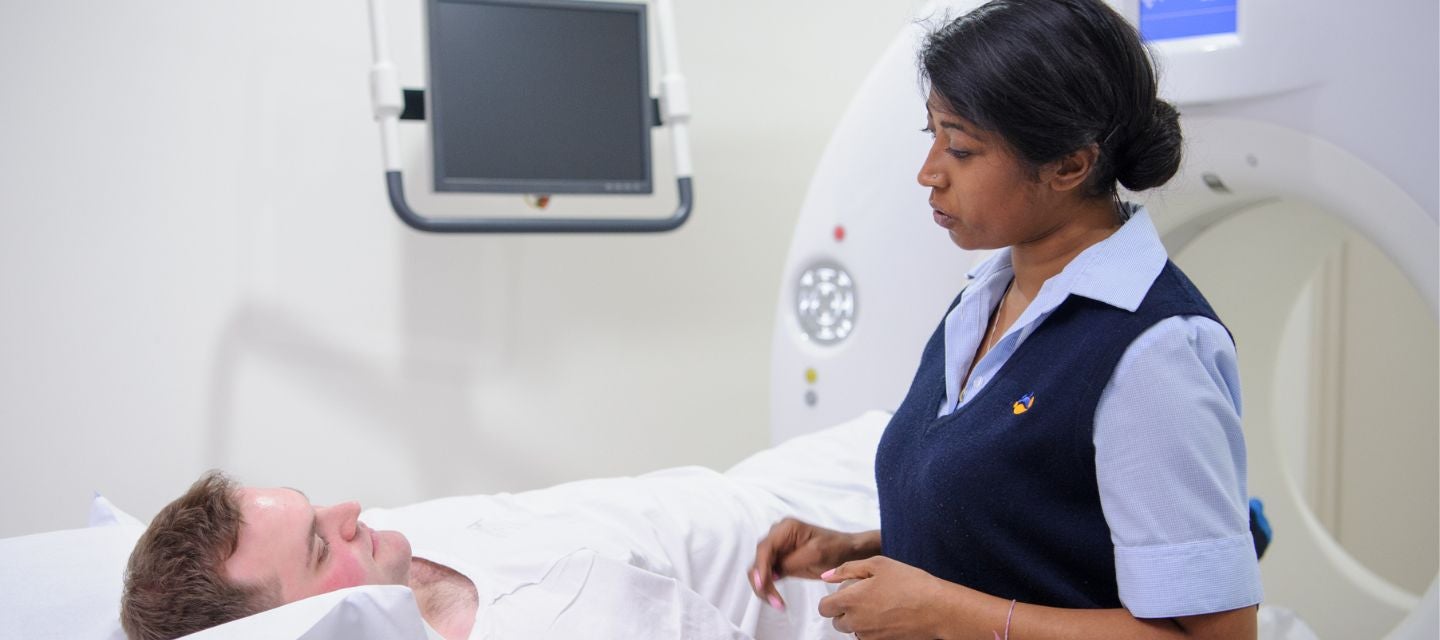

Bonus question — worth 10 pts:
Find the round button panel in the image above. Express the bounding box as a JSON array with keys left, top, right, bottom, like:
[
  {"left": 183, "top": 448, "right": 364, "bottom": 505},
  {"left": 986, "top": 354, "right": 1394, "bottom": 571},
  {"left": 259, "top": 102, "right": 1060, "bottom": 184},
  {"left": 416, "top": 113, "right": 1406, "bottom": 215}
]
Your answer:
[{"left": 795, "top": 261, "right": 857, "bottom": 345}]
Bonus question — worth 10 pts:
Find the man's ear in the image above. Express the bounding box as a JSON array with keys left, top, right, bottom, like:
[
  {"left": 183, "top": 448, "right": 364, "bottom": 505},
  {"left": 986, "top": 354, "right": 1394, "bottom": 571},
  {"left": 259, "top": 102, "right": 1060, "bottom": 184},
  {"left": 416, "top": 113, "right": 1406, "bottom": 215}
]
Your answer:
[{"left": 1040, "top": 143, "right": 1099, "bottom": 193}]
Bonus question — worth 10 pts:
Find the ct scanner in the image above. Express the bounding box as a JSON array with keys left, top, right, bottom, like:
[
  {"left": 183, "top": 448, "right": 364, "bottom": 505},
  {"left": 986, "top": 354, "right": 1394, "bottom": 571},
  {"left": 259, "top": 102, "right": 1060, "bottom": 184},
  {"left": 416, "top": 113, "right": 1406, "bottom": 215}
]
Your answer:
[{"left": 769, "top": 1, "right": 1438, "bottom": 637}]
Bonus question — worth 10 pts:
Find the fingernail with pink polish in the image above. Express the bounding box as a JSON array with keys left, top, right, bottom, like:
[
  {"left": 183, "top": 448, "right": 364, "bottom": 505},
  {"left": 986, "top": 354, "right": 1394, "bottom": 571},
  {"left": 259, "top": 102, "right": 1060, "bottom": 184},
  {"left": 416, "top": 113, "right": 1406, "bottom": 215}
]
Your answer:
[
  {"left": 820, "top": 569, "right": 835, "bottom": 580},
  {"left": 751, "top": 570, "right": 762, "bottom": 590},
  {"left": 768, "top": 595, "right": 785, "bottom": 611}
]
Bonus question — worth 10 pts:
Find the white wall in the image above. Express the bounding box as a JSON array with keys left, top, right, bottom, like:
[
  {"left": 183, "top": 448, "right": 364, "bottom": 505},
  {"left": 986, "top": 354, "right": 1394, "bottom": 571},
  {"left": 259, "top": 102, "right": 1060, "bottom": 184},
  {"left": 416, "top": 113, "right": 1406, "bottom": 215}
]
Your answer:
[{"left": 0, "top": 0, "right": 928, "bottom": 537}]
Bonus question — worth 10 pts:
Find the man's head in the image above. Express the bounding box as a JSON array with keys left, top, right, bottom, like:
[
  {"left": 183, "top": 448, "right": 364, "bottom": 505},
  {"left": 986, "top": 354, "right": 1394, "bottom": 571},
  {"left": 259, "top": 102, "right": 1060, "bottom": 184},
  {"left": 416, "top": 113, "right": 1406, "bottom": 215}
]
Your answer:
[{"left": 120, "top": 471, "right": 413, "bottom": 640}]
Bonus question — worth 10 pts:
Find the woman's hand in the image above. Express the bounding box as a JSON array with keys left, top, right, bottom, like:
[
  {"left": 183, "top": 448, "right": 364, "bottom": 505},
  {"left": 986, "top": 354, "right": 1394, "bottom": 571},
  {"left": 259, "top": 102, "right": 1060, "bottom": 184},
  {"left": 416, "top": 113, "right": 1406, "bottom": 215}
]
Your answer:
[
  {"left": 748, "top": 518, "right": 879, "bottom": 610},
  {"left": 817, "top": 556, "right": 954, "bottom": 640}
]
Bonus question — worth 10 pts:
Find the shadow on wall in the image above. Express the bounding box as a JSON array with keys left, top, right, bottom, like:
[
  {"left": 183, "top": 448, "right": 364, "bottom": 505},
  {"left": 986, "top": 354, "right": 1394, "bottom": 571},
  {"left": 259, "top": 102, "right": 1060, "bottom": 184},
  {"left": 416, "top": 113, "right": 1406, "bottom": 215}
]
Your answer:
[{"left": 200, "top": 229, "right": 540, "bottom": 500}]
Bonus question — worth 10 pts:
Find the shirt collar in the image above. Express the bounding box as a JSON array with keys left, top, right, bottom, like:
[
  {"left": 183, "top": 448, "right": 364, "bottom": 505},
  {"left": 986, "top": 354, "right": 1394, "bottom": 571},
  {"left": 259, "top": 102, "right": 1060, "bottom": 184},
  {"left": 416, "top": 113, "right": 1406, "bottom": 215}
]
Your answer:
[{"left": 963, "top": 204, "right": 1168, "bottom": 313}]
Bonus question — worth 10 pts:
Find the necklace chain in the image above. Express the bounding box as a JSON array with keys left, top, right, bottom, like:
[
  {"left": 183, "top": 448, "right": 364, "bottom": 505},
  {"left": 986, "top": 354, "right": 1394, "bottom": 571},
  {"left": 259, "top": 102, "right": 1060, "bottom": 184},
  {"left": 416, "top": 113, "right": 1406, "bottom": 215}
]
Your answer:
[
  {"left": 959, "top": 281, "right": 1012, "bottom": 407},
  {"left": 983, "top": 281, "right": 1012, "bottom": 357}
]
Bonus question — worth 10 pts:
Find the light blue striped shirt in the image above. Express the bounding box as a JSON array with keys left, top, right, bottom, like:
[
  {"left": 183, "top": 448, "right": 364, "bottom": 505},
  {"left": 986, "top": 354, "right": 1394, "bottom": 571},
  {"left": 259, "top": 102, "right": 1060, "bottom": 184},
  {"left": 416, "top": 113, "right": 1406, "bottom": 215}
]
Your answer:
[{"left": 937, "top": 206, "right": 1263, "bottom": 618}]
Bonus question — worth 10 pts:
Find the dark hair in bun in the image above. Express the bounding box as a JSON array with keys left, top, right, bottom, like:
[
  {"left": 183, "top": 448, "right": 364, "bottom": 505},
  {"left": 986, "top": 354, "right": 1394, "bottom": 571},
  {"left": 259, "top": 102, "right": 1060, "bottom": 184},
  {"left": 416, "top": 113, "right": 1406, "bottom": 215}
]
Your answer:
[{"left": 919, "top": 0, "right": 1182, "bottom": 197}]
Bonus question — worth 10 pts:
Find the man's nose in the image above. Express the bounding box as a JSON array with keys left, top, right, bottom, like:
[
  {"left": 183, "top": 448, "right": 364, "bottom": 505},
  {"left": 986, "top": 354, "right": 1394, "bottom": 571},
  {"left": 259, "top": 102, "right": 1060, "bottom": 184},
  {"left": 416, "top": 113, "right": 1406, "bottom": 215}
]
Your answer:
[{"left": 320, "top": 501, "right": 362, "bottom": 540}]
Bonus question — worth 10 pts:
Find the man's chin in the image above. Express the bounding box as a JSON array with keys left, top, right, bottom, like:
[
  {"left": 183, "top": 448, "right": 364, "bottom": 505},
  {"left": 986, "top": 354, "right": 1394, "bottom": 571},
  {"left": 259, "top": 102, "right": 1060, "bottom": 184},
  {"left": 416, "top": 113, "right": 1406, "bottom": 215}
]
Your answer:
[{"left": 376, "top": 530, "right": 414, "bottom": 581}]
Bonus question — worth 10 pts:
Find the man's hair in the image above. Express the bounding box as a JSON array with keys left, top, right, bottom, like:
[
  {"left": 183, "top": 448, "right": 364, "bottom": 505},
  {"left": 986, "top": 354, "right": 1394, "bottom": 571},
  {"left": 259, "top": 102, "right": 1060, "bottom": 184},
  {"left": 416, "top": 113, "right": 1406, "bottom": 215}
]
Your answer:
[{"left": 120, "top": 470, "right": 281, "bottom": 640}]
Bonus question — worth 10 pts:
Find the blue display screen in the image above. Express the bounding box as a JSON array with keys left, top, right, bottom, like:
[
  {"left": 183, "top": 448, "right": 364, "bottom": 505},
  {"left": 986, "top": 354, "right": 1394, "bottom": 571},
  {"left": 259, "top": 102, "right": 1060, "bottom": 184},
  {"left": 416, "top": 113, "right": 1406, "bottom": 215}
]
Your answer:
[{"left": 1139, "top": 0, "right": 1238, "bottom": 42}]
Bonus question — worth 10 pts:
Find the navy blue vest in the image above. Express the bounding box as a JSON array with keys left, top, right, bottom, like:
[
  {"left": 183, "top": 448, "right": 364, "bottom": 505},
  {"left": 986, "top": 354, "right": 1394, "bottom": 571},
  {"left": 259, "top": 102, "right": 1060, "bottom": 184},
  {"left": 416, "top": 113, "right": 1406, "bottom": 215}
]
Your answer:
[{"left": 875, "top": 261, "right": 1225, "bottom": 608}]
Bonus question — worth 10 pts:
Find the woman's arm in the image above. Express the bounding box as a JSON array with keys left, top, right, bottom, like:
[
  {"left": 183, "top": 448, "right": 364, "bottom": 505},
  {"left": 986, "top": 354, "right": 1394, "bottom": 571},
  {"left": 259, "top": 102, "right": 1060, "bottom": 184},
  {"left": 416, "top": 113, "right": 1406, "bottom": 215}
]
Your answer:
[
  {"left": 932, "top": 579, "right": 1256, "bottom": 640},
  {"left": 1091, "top": 316, "right": 1263, "bottom": 619},
  {"left": 818, "top": 556, "right": 1256, "bottom": 640}
]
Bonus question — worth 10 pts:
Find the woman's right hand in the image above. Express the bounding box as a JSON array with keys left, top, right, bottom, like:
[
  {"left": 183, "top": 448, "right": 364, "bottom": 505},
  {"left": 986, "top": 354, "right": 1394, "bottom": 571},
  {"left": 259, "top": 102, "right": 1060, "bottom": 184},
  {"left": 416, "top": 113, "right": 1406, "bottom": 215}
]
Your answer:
[{"left": 748, "top": 518, "right": 880, "bottom": 610}]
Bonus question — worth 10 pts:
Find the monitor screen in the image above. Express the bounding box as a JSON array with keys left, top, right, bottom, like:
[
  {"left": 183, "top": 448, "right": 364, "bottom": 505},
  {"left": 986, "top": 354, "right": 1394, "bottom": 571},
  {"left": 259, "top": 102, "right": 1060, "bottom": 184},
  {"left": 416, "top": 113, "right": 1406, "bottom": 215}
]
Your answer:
[
  {"left": 1139, "top": 0, "right": 1238, "bottom": 42},
  {"left": 427, "top": 0, "right": 652, "bottom": 194}
]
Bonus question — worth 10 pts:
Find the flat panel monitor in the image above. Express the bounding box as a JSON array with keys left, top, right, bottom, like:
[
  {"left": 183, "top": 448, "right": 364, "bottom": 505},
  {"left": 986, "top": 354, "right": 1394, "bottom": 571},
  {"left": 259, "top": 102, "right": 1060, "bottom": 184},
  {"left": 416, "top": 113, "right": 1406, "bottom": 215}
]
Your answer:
[
  {"left": 1139, "top": 0, "right": 1239, "bottom": 42},
  {"left": 427, "top": 0, "right": 652, "bottom": 194}
]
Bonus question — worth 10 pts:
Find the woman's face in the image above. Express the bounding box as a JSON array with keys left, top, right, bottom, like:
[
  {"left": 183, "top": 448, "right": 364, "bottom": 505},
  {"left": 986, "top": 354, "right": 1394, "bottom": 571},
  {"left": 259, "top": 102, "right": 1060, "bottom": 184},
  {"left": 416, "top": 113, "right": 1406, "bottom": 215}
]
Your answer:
[{"left": 918, "top": 95, "right": 1053, "bottom": 251}]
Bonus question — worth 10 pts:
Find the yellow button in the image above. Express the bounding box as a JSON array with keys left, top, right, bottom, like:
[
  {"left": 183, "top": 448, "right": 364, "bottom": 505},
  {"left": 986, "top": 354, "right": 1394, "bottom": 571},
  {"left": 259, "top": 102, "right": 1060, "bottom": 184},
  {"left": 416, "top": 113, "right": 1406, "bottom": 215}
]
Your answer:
[{"left": 805, "top": 368, "right": 818, "bottom": 384}]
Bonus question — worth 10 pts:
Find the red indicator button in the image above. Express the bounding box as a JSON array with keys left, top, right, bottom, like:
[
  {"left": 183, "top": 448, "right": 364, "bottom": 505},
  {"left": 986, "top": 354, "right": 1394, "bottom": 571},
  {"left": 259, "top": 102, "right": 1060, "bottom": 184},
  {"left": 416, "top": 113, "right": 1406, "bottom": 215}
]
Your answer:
[{"left": 833, "top": 225, "right": 846, "bottom": 242}]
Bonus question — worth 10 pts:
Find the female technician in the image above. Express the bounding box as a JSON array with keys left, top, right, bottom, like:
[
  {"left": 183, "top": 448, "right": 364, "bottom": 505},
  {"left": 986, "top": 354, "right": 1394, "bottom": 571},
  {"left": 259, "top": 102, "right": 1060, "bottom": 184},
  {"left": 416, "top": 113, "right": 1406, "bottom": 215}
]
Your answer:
[{"left": 748, "top": 1, "right": 1262, "bottom": 638}]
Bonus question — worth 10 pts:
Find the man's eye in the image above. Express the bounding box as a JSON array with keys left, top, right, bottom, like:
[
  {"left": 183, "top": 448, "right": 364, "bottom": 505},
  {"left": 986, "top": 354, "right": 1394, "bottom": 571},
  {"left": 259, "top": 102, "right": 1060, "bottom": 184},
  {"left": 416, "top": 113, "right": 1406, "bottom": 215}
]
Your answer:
[{"left": 318, "top": 536, "right": 330, "bottom": 564}]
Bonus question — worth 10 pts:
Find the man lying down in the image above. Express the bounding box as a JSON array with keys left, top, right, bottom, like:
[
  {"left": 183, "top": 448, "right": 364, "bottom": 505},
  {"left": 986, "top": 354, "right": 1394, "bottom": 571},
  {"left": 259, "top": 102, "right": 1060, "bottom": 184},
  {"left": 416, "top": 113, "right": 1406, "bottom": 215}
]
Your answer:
[{"left": 119, "top": 412, "right": 887, "bottom": 640}]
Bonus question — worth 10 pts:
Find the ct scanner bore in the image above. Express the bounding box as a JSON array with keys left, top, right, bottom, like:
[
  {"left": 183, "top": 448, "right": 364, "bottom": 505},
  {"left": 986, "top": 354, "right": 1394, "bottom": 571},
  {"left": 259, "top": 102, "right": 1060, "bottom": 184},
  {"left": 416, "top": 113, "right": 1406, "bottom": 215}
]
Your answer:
[{"left": 1140, "top": 116, "right": 1437, "bottom": 638}]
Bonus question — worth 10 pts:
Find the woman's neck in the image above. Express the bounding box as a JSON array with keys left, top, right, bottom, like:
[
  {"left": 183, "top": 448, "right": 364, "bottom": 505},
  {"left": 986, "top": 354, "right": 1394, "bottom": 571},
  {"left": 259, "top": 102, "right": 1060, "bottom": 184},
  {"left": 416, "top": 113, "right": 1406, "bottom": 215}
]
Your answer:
[{"left": 1008, "top": 198, "right": 1120, "bottom": 298}]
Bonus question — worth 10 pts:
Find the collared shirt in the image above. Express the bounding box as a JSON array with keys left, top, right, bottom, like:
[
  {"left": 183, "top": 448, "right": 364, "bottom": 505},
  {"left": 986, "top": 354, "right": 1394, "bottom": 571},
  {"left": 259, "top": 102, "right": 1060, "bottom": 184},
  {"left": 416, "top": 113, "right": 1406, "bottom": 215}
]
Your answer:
[{"left": 936, "top": 206, "right": 1263, "bottom": 618}]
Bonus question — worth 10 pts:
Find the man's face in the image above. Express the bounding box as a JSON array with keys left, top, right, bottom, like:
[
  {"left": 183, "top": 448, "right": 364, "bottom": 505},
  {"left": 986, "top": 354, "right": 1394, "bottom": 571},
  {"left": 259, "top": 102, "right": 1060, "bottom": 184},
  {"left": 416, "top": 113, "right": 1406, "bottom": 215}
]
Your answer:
[{"left": 223, "top": 487, "right": 412, "bottom": 604}]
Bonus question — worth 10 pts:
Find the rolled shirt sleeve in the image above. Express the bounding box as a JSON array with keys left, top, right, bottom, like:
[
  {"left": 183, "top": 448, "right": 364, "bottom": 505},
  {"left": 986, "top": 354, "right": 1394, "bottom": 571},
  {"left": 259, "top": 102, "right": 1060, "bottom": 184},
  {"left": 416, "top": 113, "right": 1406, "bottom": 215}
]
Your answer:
[{"left": 1093, "top": 314, "right": 1264, "bottom": 618}]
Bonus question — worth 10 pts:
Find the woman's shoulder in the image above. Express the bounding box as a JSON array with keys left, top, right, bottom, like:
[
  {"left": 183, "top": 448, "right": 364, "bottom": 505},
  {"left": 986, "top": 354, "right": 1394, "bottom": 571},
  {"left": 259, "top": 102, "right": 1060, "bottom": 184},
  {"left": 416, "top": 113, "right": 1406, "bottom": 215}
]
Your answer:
[{"left": 1124, "top": 314, "right": 1236, "bottom": 370}]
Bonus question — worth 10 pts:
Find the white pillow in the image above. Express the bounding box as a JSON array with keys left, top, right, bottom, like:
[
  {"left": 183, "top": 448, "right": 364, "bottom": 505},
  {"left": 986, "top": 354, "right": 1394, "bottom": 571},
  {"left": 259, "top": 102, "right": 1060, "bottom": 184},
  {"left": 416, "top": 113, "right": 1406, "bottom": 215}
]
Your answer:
[
  {"left": 0, "top": 494, "right": 439, "bottom": 640},
  {"left": 0, "top": 495, "right": 141, "bottom": 640},
  {"left": 88, "top": 493, "right": 145, "bottom": 528}
]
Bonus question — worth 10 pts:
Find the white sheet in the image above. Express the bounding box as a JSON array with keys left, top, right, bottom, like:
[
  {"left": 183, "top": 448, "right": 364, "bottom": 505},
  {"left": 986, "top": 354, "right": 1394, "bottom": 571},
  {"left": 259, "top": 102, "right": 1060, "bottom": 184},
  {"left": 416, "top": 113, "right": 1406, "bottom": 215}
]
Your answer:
[
  {"left": 353, "top": 409, "right": 891, "bottom": 639},
  {"left": 1, "top": 410, "right": 891, "bottom": 640},
  {"left": 1, "top": 410, "right": 1317, "bottom": 639},
  {"left": 185, "top": 585, "right": 439, "bottom": 640}
]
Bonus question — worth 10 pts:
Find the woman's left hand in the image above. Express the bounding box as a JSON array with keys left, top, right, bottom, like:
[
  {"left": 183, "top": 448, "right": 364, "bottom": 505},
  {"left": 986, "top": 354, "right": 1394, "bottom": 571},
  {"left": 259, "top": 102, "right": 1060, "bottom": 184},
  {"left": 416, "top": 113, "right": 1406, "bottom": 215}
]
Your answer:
[{"left": 817, "top": 556, "right": 952, "bottom": 640}]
